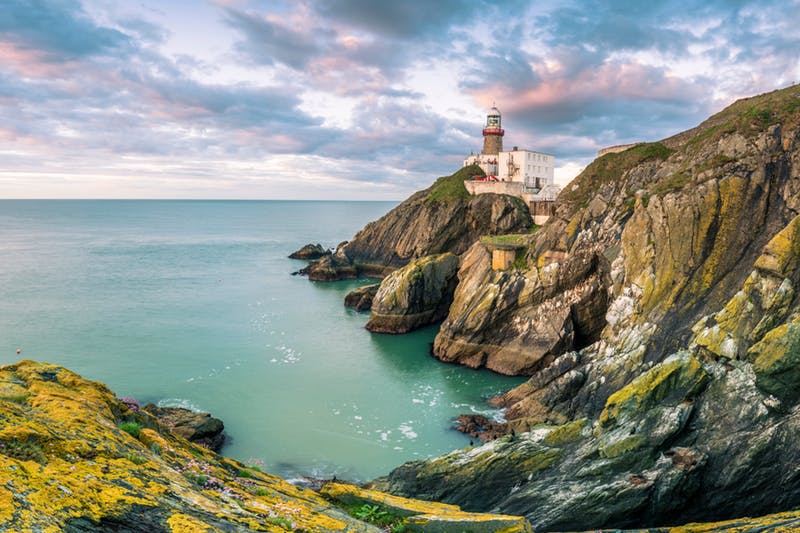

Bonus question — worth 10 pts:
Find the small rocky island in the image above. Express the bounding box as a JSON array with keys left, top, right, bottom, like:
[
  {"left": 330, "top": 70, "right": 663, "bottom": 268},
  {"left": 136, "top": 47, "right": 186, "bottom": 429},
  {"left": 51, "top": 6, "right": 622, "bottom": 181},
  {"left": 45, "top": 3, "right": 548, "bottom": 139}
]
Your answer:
[{"left": 290, "top": 85, "right": 800, "bottom": 531}]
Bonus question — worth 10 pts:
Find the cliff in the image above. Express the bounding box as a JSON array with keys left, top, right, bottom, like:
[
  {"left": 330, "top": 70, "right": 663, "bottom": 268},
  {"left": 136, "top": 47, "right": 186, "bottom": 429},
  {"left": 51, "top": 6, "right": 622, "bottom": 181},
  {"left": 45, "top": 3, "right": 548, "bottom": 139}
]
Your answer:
[
  {"left": 299, "top": 165, "right": 533, "bottom": 280},
  {"left": 0, "top": 359, "right": 532, "bottom": 532},
  {"left": 374, "top": 85, "right": 800, "bottom": 530}
]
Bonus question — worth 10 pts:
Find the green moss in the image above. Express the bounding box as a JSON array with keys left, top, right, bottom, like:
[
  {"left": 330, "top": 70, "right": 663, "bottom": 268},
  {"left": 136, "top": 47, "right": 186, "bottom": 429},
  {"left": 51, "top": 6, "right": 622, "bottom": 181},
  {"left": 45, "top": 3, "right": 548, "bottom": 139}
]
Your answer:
[
  {"left": 123, "top": 453, "right": 147, "bottom": 465},
  {"left": 543, "top": 419, "right": 587, "bottom": 447},
  {"left": 695, "top": 154, "right": 736, "bottom": 174},
  {"left": 425, "top": 165, "right": 482, "bottom": 203},
  {"left": 651, "top": 171, "right": 692, "bottom": 196},
  {"left": 599, "top": 435, "right": 645, "bottom": 459},
  {"left": 0, "top": 394, "right": 29, "bottom": 404}
]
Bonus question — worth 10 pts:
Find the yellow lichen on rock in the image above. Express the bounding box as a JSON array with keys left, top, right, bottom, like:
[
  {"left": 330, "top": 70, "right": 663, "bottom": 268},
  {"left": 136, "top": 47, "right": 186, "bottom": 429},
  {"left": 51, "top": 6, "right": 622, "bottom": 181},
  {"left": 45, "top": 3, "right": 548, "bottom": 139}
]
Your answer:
[
  {"left": 0, "top": 360, "right": 383, "bottom": 532},
  {"left": 167, "top": 512, "right": 217, "bottom": 532},
  {"left": 321, "top": 482, "right": 533, "bottom": 532},
  {"left": 600, "top": 352, "right": 708, "bottom": 427}
]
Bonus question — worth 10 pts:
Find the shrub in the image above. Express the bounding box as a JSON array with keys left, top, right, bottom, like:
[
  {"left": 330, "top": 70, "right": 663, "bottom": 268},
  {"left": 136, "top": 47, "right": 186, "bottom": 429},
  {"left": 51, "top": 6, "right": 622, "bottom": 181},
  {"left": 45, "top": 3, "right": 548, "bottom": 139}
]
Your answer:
[
  {"left": 124, "top": 453, "right": 147, "bottom": 465},
  {"left": 118, "top": 421, "right": 143, "bottom": 439},
  {"left": 348, "top": 503, "right": 409, "bottom": 531}
]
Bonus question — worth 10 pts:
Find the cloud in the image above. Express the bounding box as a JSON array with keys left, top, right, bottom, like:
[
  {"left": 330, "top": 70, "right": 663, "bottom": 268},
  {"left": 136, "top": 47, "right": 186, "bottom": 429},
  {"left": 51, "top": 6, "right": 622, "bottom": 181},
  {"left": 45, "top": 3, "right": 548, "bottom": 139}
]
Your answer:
[{"left": 0, "top": 0, "right": 129, "bottom": 59}]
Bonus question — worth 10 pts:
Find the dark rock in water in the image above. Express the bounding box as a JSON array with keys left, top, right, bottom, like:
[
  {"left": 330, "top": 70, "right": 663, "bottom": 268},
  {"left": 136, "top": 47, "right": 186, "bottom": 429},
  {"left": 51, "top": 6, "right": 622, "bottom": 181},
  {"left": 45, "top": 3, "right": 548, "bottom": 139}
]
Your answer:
[
  {"left": 366, "top": 253, "right": 459, "bottom": 334},
  {"left": 344, "top": 284, "right": 379, "bottom": 312},
  {"left": 454, "top": 414, "right": 507, "bottom": 442},
  {"left": 142, "top": 404, "right": 225, "bottom": 451},
  {"left": 289, "top": 243, "right": 329, "bottom": 260},
  {"left": 303, "top": 244, "right": 359, "bottom": 281}
]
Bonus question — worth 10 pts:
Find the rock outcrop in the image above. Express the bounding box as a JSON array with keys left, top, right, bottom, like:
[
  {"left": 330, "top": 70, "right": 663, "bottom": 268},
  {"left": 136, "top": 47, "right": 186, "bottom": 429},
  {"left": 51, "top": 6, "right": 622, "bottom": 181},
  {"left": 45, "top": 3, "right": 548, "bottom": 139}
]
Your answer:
[
  {"left": 375, "top": 85, "right": 800, "bottom": 530},
  {"left": 0, "top": 359, "right": 534, "bottom": 532},
  {"left": 298, "top": 166, "right": 533, "bottom": 281},
  {"left": 344, "top": 283, "right": 379, "bottom": 312},
  {"left": 288, "top": 243, "right": 329, "bottom": 260},
  {"left": 141, "top": 404, "right": 225, "bottom": 452},
  {"left": 366, "top": 253, "right": 459, "bottom": 333}
]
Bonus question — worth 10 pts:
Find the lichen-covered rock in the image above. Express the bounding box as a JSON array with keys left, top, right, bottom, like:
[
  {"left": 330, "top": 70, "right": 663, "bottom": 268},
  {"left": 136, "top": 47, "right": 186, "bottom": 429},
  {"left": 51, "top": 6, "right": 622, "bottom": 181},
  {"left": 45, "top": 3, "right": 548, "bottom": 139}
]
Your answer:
[
  {"left": 366, "top": 253, "right": 459, "bottom": 333},
  {"left": 379, "top": 85, "right": 800, "bottom": 530},
  {"left": 344, "top": 283, "right": 379, "bottom": 312},
  {"left": 748, "top": 320, "right": 800, "bottom": 400},
  {"left": 288, "top": 243, "right": 329, "bottom": 260},
  {"left": 0, "top": 360, "right": 385, "bottom": 532}
]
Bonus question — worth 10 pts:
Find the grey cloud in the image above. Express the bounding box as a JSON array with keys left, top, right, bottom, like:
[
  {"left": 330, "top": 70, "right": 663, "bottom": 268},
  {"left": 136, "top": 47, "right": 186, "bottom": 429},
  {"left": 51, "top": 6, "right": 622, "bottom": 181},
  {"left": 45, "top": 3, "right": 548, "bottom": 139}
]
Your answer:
[
  {"left": 224, "top": 8, "right": 325, "bottom": 69},
  {"left": 0, "top": 0, "right": 130, "bottom": 59}
]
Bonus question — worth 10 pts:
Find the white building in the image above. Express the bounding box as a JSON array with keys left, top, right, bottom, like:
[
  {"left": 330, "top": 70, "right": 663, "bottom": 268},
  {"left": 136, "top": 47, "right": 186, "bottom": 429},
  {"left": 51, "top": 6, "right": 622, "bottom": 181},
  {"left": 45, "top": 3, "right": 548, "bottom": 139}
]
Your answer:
[{"left": 463, "top": 107, "right": 561, "bottom": 221}]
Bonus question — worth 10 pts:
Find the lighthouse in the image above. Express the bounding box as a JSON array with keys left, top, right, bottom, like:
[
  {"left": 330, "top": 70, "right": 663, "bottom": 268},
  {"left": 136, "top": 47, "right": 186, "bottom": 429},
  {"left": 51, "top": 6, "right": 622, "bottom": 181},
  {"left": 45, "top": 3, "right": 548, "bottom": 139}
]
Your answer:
[{"left": 482, "top": 106, "right": 504, "bottom": 155}]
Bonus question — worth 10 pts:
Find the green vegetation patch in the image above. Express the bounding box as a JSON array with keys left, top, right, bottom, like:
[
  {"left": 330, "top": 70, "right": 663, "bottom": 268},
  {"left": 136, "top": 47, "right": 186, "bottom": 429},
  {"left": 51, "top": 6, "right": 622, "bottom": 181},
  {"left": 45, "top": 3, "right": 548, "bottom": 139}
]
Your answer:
[
  {"left": 425, "top": 165, "right": 483, "bottom": 203},
  {"left": 686, "top": 85, "right": 800, "bottom": 148},
  {"left": 347, "top": 503, "right": 410, "bottom": 532},
  {"left": 118, "top": 421, "right": 143, "bottom": 439},
  {"left": 561, "top": 142, "right": 674, "bottom": 208},
  {"left": 0, "top": 393, "right": 29, "bottom": 404},
  {"left": 651, "top": 171, "right": 692, "bottom": 197},
  {"left": 0, "top": 438, "right": 46, "bottom": 463}
]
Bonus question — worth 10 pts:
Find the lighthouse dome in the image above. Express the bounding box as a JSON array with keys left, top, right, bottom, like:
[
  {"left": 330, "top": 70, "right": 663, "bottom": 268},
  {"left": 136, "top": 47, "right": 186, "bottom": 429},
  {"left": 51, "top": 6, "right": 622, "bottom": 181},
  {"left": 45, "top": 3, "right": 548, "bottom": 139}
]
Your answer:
[{"left": 489, "top": 106, "right": 501, "bottom": 116}]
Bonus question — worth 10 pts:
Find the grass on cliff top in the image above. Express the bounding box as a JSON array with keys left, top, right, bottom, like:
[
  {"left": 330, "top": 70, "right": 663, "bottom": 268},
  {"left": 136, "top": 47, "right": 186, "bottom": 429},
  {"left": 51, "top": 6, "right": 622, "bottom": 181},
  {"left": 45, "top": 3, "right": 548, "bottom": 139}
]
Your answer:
[
  {"left": 560, "top": 142, "right": 674, "bottom": 207},
  {"left": 675, "top": 84, "right": 800, "bottom": 149},
  {"left": 425, "top": 164, "right": 484, "bottom": 203}
]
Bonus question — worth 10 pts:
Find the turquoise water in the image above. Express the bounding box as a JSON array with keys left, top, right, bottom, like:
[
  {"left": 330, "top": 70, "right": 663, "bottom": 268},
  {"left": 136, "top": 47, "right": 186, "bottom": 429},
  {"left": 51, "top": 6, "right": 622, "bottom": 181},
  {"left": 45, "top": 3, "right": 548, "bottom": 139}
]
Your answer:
[{"left": 0, "top": 200, "right": 523, "bottom": 481}]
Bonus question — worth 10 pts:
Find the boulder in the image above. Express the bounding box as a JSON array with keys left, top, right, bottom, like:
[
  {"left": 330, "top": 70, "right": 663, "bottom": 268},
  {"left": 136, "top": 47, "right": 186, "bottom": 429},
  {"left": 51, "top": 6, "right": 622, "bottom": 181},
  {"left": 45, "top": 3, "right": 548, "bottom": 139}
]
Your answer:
[
  {"left": 142, "top": 404, "right": 225, "bottom": 451},
  {"left": 366, "top": 253, "right": 459, "bottom": 333},
  {"left": 344, "top": 283, "right": 379, "bottom": 312}
]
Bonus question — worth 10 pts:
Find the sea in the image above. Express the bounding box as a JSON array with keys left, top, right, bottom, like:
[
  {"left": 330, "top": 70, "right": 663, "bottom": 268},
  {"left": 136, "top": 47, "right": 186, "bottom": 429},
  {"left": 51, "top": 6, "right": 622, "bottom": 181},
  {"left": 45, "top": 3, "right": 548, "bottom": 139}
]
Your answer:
[{"left": 0, "top": 200, "right": 524, "bottom": 481}]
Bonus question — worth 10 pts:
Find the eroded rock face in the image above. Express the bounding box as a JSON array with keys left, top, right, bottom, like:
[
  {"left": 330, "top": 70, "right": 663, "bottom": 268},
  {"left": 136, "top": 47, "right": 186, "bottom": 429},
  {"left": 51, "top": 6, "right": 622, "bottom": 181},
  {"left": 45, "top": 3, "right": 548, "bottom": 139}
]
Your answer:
[
  {"left": 377, "top": 86, "right": 800, "bottom": 530},
  {"left": 366, "top": 253, "right": 460, "bottom": 333}
]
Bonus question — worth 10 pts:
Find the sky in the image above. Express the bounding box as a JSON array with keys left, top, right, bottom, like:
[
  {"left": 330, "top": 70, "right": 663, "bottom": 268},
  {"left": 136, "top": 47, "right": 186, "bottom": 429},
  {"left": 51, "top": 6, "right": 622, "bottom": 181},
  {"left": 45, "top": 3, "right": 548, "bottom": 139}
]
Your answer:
[{"left": 0, "top": 0, "right": 798, "bottom": 200}]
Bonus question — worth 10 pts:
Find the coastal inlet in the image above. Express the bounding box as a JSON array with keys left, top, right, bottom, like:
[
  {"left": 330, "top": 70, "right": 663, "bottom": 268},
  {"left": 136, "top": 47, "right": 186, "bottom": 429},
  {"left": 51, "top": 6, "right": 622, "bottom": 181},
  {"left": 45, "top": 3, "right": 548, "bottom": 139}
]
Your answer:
[{"left": 0, "top": 199, "right": 524, "bottom": 481}]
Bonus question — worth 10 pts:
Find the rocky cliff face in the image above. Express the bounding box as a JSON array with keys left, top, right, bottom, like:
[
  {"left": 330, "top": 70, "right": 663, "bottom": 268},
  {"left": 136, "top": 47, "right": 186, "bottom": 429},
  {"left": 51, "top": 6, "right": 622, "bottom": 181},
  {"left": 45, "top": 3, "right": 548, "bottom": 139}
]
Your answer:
[
  {"left": 375, "top": 85, "right": 800, "bottom": 530},
  {"left": 0, "top": 360, "right": 533, "bottom": 532},
  {"left": 300, "top": 166, "right": 533, "bottom": 280},
  {"left": 366, "top": 253, "right": 460, "bottom": 333}
]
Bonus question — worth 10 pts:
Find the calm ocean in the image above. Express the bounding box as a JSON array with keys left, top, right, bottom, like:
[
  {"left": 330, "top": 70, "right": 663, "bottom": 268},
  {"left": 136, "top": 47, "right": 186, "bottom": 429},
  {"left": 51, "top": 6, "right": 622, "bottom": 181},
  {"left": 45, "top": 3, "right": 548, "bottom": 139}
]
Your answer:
[{"left": 0, "top": 200, "right": 523, "bottom": 480}]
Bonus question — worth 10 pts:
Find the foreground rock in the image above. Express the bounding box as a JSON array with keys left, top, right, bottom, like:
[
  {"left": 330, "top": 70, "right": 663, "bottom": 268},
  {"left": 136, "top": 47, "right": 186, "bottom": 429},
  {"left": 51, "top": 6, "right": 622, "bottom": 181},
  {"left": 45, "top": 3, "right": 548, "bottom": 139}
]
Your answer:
[
  {"left": 344, "top": 283, "right": 379, "bottom": 311},
  {"left": 377, "top": 85, "right": 800, "bottom": 529},
  {"left": 322, "top": 483, "right": 532, "bottom": 533},
  {"left": 142, "top": 404, "right": 225, "bottom": 451},
  {"left": 288, "top": 243, "right": 329, "bottom": 260},
  {"left": 297, "top": 166, "right": 533, "bottom": 280},
  {"left": 366, "top": 253, "right": 459, "bottom": 333},
  {"left": 0, "top": 359, "right": 537, "bottom": 532}
]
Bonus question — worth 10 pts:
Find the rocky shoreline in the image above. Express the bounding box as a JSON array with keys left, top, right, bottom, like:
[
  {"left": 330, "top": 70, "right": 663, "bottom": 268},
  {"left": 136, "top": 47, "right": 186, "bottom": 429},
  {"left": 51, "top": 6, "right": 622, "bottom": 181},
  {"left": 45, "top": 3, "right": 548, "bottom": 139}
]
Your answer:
[{"left": 288, "top": 85, "right": 800, "bottom": 531}]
